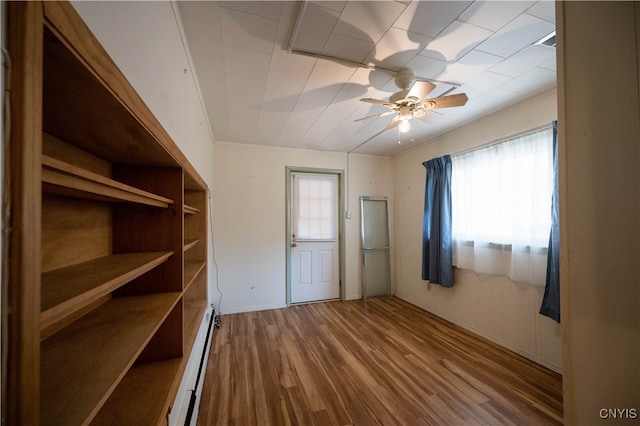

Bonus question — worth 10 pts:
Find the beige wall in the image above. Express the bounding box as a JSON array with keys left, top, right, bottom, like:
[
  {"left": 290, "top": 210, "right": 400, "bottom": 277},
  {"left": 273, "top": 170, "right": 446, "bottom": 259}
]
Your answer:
[
  {"left": 558, "top": 2, "right": 640, "bottom": 424},
  {"left": 212, "top": 142, "right": 393, "bottom": 313},
  {"left": 392, "top": 89, "right": 562, "bottom": 371}
]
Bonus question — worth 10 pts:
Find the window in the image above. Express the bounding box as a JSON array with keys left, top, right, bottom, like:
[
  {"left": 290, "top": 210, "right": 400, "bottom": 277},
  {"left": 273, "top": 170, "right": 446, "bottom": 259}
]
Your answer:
[
  {"left": 450, "top": 127, "right": 553, "bottom": 284},
  {"left": 292, "top": 173, "right": 338, "bottom": 241}
]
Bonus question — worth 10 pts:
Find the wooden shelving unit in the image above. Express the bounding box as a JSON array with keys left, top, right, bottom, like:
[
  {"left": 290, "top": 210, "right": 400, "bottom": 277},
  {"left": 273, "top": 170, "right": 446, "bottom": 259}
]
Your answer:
[{"left": 7, "top": 2, "right": 209, "bottom": 425}]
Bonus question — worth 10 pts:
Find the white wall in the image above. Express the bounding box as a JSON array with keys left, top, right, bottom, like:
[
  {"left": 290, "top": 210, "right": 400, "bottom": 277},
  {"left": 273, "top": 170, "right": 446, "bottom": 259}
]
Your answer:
[
  {"left": 212, "top": 142, "right": 393, "bottom": 314},
  {"left": 69, "top": 2, "right": 216, "bottom": 424},
  {"left": 558, "top": 2, "right": 640, "bottom": 423},
  {"left": 392, "top": 89, "right": 562, "bottom": 371}
]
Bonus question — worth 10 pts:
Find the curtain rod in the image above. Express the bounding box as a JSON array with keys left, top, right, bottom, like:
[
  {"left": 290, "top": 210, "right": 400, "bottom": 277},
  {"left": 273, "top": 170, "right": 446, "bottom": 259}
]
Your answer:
[{"left": 451, "top": 123, "right": 553, "bottom": 157}]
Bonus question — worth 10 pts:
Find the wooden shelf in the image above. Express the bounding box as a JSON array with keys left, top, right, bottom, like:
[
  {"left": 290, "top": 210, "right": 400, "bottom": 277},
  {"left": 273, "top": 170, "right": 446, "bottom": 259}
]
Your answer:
[
  {"left": 41, "top": 252, "right": 173, "bottom": 331},
  {"left": 7, "top": 2, "right": 210, "bottom": 424},
  {"left": 184, "top": 299, "right": 207, "bottom": 353},
  {"left": 183, "top": 204, "right": 200, "bottom": 215},
  {"left": 40, "top": 292, "right": 181, "bottom": 425},
  {"left": 184, "top": 238, "right": 200, "bottom": 252},
  {"left": 184, "top": 261, "right": 206, "bottom": 292},
  {"left": 42, "top": 155, "right": 174, "bottom": 207},
  {"left": 92, "top": 358, "right": 182, "bottom": 426}
]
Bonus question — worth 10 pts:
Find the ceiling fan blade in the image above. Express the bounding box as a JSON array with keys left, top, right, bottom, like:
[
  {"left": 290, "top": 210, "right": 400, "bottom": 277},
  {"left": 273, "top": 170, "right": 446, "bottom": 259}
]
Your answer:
[
  {"left": 407, "top": 80, "right": 436, "bottom": 101},
  {"left": 354, "top": 111, "right": 394, "bottom": 123},
  {"left": 384, "top": 118, "right": 400, "bottom": 131},
  {"left": 424, "top": 93, "right": 469, "bottom": 109},
  {"left": 360, "top": 98, "right": 391, "bottom": 106}
]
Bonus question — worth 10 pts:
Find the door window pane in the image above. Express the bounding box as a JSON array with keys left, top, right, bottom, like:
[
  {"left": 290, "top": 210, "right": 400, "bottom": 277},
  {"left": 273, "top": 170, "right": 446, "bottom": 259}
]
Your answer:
[{"left": 292, "top": 173, "right": 338, "bottom": 241}]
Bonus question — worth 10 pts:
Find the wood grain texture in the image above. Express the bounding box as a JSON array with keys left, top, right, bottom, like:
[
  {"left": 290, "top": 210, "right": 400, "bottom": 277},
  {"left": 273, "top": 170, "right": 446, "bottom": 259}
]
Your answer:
[
  {"left": 198, "top": 297, "right": 563, "bottom": 426},
  {"left": 40, "top": 292, "right": 181, "bottom": 425},
  {"left": 7, "top": 3, "right": 44, "bottom": 424},
  {"left": 41, "top": 251, "right": 173, "bottom": 330},
  {"left": 41, "top": 194, "right": 111, "bottom": 272},
  {"left": 42, "top": 155, "right": 173, "bottom": 207}
]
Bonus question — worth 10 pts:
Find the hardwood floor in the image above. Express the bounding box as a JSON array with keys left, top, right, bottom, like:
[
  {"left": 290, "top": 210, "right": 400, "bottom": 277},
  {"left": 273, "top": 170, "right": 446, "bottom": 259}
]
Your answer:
[{"left": 197, "top": 297, "right": 563, "bottom": 425}]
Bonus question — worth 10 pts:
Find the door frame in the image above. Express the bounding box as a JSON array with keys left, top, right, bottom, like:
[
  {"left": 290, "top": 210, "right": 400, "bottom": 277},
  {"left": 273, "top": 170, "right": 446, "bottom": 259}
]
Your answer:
[{"left": 285, "top": 166, "right": 346, "bottom": 306}]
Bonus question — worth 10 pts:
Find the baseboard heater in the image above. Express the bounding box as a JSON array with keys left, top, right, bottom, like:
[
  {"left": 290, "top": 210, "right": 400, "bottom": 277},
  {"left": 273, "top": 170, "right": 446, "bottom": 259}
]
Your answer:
[{"left": 184, "top": 305, "right": 220, "bottom": 425}]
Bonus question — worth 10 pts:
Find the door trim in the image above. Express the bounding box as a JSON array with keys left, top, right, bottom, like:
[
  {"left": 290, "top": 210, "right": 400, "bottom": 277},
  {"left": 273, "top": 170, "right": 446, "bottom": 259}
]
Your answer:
[{"left": 285, "top": 166, "right": 345, "bottom": 306}]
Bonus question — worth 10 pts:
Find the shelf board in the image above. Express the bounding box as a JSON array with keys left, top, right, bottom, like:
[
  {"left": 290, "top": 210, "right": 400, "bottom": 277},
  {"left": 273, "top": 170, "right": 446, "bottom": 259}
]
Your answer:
[
  {"left": 41, "top": 251, "right": 173, "bottom": 331},
  {"left": 184, "top": 261, "right": 206, "bottom": 292},
  {"left": 42, "top": 155, "right": 173, "bottom": 207},
  {"left": 40, "top": 292, "right": 181, "bottom": 425},
  {"left": 184, "top": 299, "right": 207, "bottom": 354},
  {"left": 183, "top": 238, "right": 200, "bottom": 252},
  {"left": 92, "top": 358, "right": 182, "bottom": 426},
  {"left": 183, "top": 204, "right": 200, "bottom": 215}
]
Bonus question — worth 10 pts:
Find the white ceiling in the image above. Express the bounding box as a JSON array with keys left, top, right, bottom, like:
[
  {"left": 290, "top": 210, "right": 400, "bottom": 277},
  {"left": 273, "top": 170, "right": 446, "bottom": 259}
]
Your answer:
[{"left": 177, "top": 1, "right": 556, "bottom": 156}]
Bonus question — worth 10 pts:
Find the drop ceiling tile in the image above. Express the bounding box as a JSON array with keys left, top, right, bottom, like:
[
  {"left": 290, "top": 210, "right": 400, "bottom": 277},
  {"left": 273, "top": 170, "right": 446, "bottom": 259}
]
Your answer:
[
  {"left": 437, "top": 49, "right": 504, "bottom": 84},
  {"left": 422, "top": 20, "right": 493, "bottom": 62},
  {"left": 220, "top": 7, "right": 278, "bottom": 54},
  {"left": 327, "top": 100, "right": 363, "bottom": 122},
  {"left": 499, "top": 67, "right": 556, "bottom": 94},
  {"left": 361, "top": 69, "right": 394, "bottom": 92},
  {"left": 460, "top": 71, "right": 513, "bottom": 98},
  {"left": 490, "top": 44, "right": 556, "bottom": 77},
  {"left": 525, "top": 1, "right": 556, "bottom": 24},
  {"left": 294, "top": 88, "right": 339, "bottom": 112},
  {"left": 406, "top": 55, "right": 448, "bottom": 80},
  {"left": 260, "top": 71, "right": 308, "bottom": 113},
  {"left": 334, "top": 1, "right": 406, "bottom": 44},
  {"left": 228, "top": 108, "right": 261, "bottom": 143},
  {"left": 291, "top": 3, "right": 340, "bottom": 53},
  {"left": 475, "top": 13, "right": 555, "bottom": 58},
  {"left": 218, "top": 1, "right": 282, "bottom": 21},
  {"left": 226, "top": 73, "right": 267, "bottom": 110},
  {"left": 458, "top": 1, "right": 536, "bottom": 32},
  {"left": 269, "top": 46, "right": 317, "bottom": 75},
  {"left": 223, "top": 46, "right": 271, "bottom": 78},
  {"left": 331, "top": 82, "right": 369, "bottom": 105},
  {"left": 278, "top": 110, "right": 321, "bottom": 147},
  {"left": 255, "top": 111, "right": 289, "bottom": 145},
  {"left": 310, "top": 1, "right": 346, "bottom": 13},
  {"left": 538, "top": 56, "right": 557, "bottom": 72},
  {"left": 180, "top": 0, "right": 559, "bottom": 155},
  {"left": 394, "top": 1, "right": 473, "bottom": 38},
  {"left": 300, "top": 114, "right": 346, "bottom": 146},
  {"left": 304, "top": 62, "right": 356, "bottom": 93},
  {"left": 182, "top": 20, "right": 224, "bottom": 59},
  {"left": 177, "top": 1, "right": 220, "bottom": 27},
  {"left": 368, "top": 27, "right": 431, "bottom": 69},
  {"left": 323, "top": 33, "right": 375, "bottom": 63}
]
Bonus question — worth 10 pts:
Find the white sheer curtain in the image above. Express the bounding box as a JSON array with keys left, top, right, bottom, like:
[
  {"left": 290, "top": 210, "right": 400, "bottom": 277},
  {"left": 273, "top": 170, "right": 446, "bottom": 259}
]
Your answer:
[{"left": 451, "top": 127, "right": 553, "bottom": 285}]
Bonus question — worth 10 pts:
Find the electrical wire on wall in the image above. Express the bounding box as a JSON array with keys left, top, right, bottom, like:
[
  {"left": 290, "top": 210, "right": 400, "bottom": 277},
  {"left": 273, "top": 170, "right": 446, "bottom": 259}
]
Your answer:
[
  {"left": 207, "top": 189, "right": 223, "bottom": 318},
  {"left": 346, "top": 152, "right": 351, "bottom": 218}
]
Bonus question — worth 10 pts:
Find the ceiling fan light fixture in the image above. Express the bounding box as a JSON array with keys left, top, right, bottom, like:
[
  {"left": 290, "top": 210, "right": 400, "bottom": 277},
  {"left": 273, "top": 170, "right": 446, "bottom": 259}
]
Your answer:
[{"left": 398, "top": 118, "right": 411, "bottom": 134}]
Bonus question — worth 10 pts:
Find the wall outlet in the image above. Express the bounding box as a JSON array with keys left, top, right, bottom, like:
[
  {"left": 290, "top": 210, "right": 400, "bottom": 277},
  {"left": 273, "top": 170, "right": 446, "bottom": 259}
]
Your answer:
[{"left": 346, "top": 210, "right": 352, "bottom": 219}]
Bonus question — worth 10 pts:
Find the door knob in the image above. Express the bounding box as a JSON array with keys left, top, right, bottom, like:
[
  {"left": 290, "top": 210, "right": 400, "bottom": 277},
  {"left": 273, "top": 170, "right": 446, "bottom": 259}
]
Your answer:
[{"left": 291, "top": 242, "right": 297, "bottom": 247}]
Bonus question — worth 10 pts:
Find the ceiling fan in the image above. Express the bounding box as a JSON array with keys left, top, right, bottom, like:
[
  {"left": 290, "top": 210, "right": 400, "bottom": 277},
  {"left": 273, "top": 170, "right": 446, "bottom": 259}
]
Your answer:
[{"left": 355, "top": 68, "right": 469, "bottom": 135}]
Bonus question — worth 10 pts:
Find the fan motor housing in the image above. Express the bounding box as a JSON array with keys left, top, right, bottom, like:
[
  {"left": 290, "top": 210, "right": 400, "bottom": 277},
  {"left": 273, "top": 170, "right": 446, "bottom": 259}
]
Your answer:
[{"left": 394, "top": 68, "right": 416, "bottom": 90}]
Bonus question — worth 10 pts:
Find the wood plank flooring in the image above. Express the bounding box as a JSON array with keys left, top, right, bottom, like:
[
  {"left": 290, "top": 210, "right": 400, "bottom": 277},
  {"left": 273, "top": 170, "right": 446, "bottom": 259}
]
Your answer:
[{"left": 197, "top": 297, "right": 563, "bottom": 425}]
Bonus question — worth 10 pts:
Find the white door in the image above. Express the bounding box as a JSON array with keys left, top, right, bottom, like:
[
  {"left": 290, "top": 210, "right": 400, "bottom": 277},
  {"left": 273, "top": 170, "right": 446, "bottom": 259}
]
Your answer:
[{"left": 290, "top": 173, "right": 340, "bottom": 304}]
